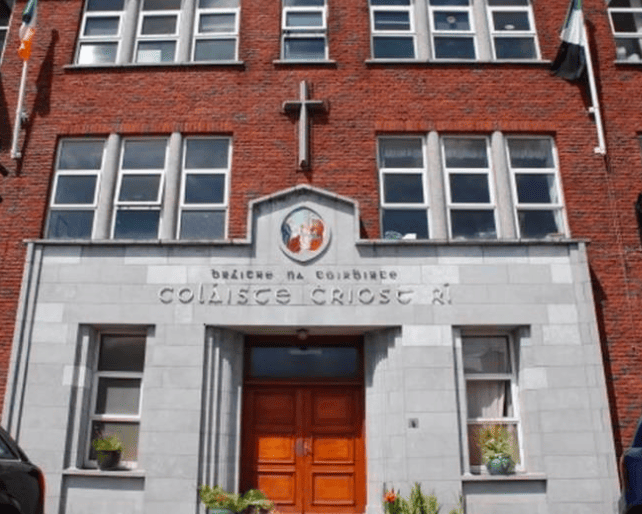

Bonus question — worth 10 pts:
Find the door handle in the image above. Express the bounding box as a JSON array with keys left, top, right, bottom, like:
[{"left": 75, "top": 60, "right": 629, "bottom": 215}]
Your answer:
[{"left": 304, "top": 438, "right": 311, "bottom": 456}]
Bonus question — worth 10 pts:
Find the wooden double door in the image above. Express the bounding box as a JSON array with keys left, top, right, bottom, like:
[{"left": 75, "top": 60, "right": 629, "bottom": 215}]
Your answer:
[{"left": 241, "top": 385, "right": 365, "bottom": 514}]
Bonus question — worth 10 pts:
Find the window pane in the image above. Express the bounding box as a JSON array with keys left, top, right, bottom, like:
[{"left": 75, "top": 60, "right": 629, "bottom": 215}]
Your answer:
[
  {"left": 180, "top": 211, "right": 225, "bottom": 239},
  {"left": 114, "top": 210, "right": 160, "bottom": 239},
  {"left": 143, "top": 0, "right": 182, "bottom": 10},
  {"left": 451, "top": 210, "right": 496, "bottom": 239},
  {"left": 610, "top": 0, "right": 634, "bottom": 7},
  {"left": 383, "top": 173, "right": 424, "bottom": 203},
  {"left": 433, "top": 12, "right": 470, "bottom": 31},
  {"left": 286, "top": 12, "right": 323, "bottom": 27},
  {"left": 494, "top": 37, "right": 536, "bottom": 59},
  {"left": 374, "top": 11, "right": 411, "bottom": 30},
  {"left": 492, "top": 11, "right": 530, "bottom": 31},
  {"left": 87, "top": 0, "right": 125, "bottom": 11},
  {"left": 54, "top": 175, "right": 97, "bottom": 204},
  {"left": 464, "top": 336, "right": 510, "bottom": 373},
  {"left": 508, "top": 139, "right": 553, "bottom": 168},
  {"left": 449, "top": 174, "right": 490, "bottom": 203},
  {"left": 122, "top": 140, "right": 167, "bottom": 169},
  {"left": 200, "top": 0, "right": 239, "bottom": 7},
  {"left": 0, "top": 2, "right": 8, "bottom": 24},
  {"left": 199, "top": 13, "right": 236, "bottom": 32},
  {"left": 78, "top": 42, "right": 118, "bottom": 64},
  {"left": 185, "top": 139, "right": 229, "bottom": 168},
  {"left": 382, "top": 209, "right": 429, "bottom": 239},
  {"left": 488, "top": 0, "right": 528, "bottom": 5},
  {"left": 614, "top": 37, "right": 642, "bottom": 60},
  {"left": 444, "top": 138, "right": 488, "bottom": 168},
  {"left": 467, "top": 423, "right": 519, "bottom": 466},
  {"left": 99, "top": 336, "right": 146, "bottom": 372},
  {"left": 194, "top": 39, "right": 236, "bottom": 60},
  {"left": 518, "top": 209, "right": 561, "bottom": 238},
  {"left": 90, "top": 421, "right": 139, "bottom": 462},
  {"left": 59, "top": 140, "right": 104, "bottom": 169},
  {"left": 184, "top": 174, "right": 225, "bottom": 203},
  {"left": 373, "top": 37, "right": 415, "bottom": 58},
  {"left": 118, "top": 175, "right": 161, "bottom": 202},
  {"left": 466, "top": 380, "right": 513, "bottom": 418},
  {"left": 371, "top": 0, "right": 410, "bottom": 5},
  {"left": 84, "top": 17, "right": 120, "bottom": 36},
  {"left": 284, "top": 38, "right": 326, "bottom": 59},
  {"left": 379, "top": 138, "right": 423, "bottom": 168},
  {"left": 47, "top": 211, "right": 94, "bottom": 239},
  {"left": 95, "top": 378, "right": 142, "bottom": 415},
  {"left": 284, "top": 0, "right": 324, "bottom": 6},
  {"left": 136, "top": 41, "right": 176, "bottom": 62},
  {"left": 612, "top": 12, "right": 642, "bottom": 33},
  {"left": 430, "top": 0, "right": 469, "bottom": 5},
  {"left": 434, "top": 37, "right": 475, "bottom": 58},
  {"left": 250, "top": 347, "right": 358, "bottom": 378},
  {"left": 515, "top": 173, "right": 558, "bottom": 204},
  {"left": 141, "top": 15, "right": 177, "bottom": 35}
]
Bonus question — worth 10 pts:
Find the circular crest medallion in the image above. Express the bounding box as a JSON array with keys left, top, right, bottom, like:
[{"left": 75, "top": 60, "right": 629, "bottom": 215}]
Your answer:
[{"left": 280, "top": 207, "right": 330, "bottom": 262}]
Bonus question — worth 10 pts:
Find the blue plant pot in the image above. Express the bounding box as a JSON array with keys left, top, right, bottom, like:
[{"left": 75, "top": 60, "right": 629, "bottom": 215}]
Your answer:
[{"left": 486, "top": 456, "right": 515, "bottom": 475}]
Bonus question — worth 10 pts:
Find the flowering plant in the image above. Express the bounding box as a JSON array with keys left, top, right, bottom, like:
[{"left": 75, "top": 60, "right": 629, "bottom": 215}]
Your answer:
[
  {"left": 199, "top": 485, "right": 274, "bottom": 513},
  {"left": 383, "top": 483, "right": 440, "bottom": 514}
]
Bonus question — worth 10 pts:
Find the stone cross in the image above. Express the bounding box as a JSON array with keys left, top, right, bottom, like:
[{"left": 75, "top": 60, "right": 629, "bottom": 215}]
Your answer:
[{"left": 283, "top": 81, "right": 328, "bottom": 170}]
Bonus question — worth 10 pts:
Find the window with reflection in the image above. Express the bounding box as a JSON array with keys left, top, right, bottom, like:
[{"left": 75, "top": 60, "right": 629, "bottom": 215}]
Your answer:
[
  {"left": 507, "top": 137, "right": 566, "bottom": 239},
  {"left": 378, "top": 136, "right": 429, "bottom": 239},
  {"left": 47, "top": 139, "right": 106, "bottom": 239},
  {"left": 486, "top": 0, "right": 538, "bottom": 60},
  {"left": 369, "top": 0, "right": 416, "bottom": 59},
  {"left": 193, "top": 0, "right": 240, "bottom": 61},
  {"left": 113, "top": 138, "right": 167, "bottom": 239},
  {"left": 135, "top": 0, "right": 181, "bottom": 63},
  {"left": 179, "top": 137, "right": 230, "bottom": 239},
  {"left": 609, "top": 0, "right": 642, "bottom": 62},
  {"left": 443, "top": 136, "right": 497, "bottom": 239},
  {"left": 282, "top": 0, "right": 327, "bottom": 60},
  {"left": 429, "top": 0, "right": 476, "bottom": 60},
  {"left": 88, "top": 334, "right": 146, "bottom": 467},
  {"left": 76, "top": 0, "right": 124, "bottom": 65},
  {"left": 249, "top": 347, "right": 359, "bottom": 379}
]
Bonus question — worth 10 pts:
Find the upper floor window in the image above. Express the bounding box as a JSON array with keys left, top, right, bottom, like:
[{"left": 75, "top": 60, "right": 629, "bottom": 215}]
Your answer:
[
  {"left": 429, "top": 0, "right": 477, "bottom": 60},
  {"left": 507, "top": 137, "right": 565, "bottom": 239},
  {"left": 486, "top": 0, "right": 538, "bottom": 60},
  {"left": 46, "top": 139, "right": 106, "bottom": 240},
  {"left": 179, "top": 137, "right": 231, "bottom": 239},
  {"left": 377, "top": 136, "right": 430, "bottom": 239},
  {"left": 0, "top": 0, "right": 12, "bottom": 61},
  {"left": 75, "top": 0, "right": 240, "bottom": 65},
  {"left": 281, "top": 0, "right": 328, "bottom": 60},
  {"left": 369, "top": 0, "right": 416, "bottom": 59},
  {"left": 609, "top": 0, "right": 642, "bottom": 62}
]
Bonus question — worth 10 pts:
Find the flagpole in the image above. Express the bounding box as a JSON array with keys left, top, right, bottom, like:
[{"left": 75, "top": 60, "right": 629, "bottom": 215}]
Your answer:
[
  {"left": 582, "top": 23, "right": 606, "bottom": 155},
  {"left": 10, "top": 60, "right": 28, "bottom": 160}
]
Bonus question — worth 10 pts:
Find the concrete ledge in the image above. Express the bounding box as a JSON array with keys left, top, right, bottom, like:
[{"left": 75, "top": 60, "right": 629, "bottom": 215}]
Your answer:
[
  {"left": 63, "top": 468, "right": 146, "bottom": 479},
  {"left": 462, "top": 472, "right": 547, "bottom": 482}
]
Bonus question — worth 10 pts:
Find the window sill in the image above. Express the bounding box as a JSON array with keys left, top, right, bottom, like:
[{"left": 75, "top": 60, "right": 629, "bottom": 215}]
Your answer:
[
  {"left": 63, "top": 61, "right": 245, "bottom": 71},
  {"left": 366, "top": 59, "right": 552, "bottom": 66},
  {"left": 273, "top": 59, "right": 337, "bottom": 66},
  {"left": 63, "top": 467, "right": 145, "bottom": 478},
  {"left": 614, "top": 59, "right": 642, "bottom": 66},
  {"left": 462, "top": 472, "right": 546, "bottom": 482}
]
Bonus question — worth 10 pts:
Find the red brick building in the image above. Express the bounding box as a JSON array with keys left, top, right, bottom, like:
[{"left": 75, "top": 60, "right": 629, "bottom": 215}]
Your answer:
[{"left": 0, "top": 0, "right": 639, "bottom": 511}]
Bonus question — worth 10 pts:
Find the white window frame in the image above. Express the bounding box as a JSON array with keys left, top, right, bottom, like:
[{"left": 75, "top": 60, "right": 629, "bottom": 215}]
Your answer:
[
  {"left": 134, "top": 1, "right": 182, "bottom": 64},
  {"left": 369, "top": 0, "right": 417, "bottom": 60},
  {"left": 0, "top": 0, "right": 13, "bottom": 63},
  {"left": 192, "top": 0, "right": 240, "bottom": 62},
  {"left": 75, "top": 0, "right": 125, "bottom": 65},
  {"left": 456, "top": 331, "right": 524, "bottom": 475},
  {"left": 281, "top": 0, "right": 328, "bottom": 61},
  {"left": 506, "top": 136, "right": 567, "bottom": 239},
  {"left": 377, "top": 135, "right": 430, "bottom": 240},
  {"left": 86, "top": 333, "right": 145, "bottom": 469},
  {"left": 485, "top": 0, "right": 539, "bottom": 61},
  {"left": 428, "top": 0, "right": 477, "bottom": 60},
  {"left": 111, "top": 138, "right": 168, "bottom": 239},
  {"left": 46, "top": 138, "right": 106, "bottom": 240},
  {"left": 178, "top": 136, "right": 231, "bottom": 240},
  {"left": 608, "top": 0, "right": 642, "bottom": 61},
  {"left": 442, "top": 136, "right": 498, "bottom": 240}
]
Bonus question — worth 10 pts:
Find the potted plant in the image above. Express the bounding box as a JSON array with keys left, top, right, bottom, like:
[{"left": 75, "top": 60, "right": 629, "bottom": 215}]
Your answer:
[
  {"left": 479, "top": 425, "right": 516, "bottom": 475},
  {"left": 199, "top": 485, "right": 274, "bottom": 514},
  {"left": 92, "top": 434, "right": 123, "bottom": 471}
]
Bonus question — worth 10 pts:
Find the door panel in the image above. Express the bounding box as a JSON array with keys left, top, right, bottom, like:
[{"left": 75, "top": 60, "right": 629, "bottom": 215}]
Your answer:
[{"left": 242, "top": 385, "right": 364, "bottom": 514}]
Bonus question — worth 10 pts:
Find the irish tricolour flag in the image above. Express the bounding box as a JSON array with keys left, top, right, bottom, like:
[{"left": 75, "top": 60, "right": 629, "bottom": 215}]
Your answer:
[
  {"left": 17, "top": 0, "right": 37, "bottom": 61},
  {"left": 551, "top": 0, "right": 587, "bottom": 81}
]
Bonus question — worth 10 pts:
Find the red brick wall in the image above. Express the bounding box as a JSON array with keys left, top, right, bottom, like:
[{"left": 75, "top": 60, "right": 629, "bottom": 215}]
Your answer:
[{"left": 0, "top": 0, "right": 641, "bottom": 458}]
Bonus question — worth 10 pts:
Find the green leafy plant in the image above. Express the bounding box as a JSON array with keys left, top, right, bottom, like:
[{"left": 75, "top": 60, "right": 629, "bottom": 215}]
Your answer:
[
  {"left": 92, "top": 434, "right": 124, "bottom": 452},
  {"left": 447, "top": 495, "right": 463, "bottom": 514},
  {"left": 383, "top": 483, "right": 440, "bottom": 514},
  {"left": 199, "top": 485, "right": 274, "bottom": 513},
  {"left": 479, "top": 425, "right": 514, "bottom": 463}
]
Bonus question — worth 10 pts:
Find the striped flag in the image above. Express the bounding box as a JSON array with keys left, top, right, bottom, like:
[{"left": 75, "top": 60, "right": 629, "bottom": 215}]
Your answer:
[
  {"left": 17, "top": 0, "right": 37, "bottom": 61},
  {"left": 551, "top": 0, "right": 587, "bottom": 81}
]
